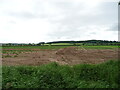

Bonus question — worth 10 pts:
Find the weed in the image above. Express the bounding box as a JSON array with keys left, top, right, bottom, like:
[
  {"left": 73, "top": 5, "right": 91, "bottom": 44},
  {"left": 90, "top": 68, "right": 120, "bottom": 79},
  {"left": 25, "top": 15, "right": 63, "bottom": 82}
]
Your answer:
[{"left": 2, "top": 60, "right": 119, "bottom": 88}]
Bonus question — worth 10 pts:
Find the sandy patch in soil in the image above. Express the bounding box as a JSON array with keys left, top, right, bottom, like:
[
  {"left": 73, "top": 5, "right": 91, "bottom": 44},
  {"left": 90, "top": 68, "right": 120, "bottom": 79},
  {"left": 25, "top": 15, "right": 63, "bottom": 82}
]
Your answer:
[{"left": 2, "top": 47, "right": 119, "bottom": 66}]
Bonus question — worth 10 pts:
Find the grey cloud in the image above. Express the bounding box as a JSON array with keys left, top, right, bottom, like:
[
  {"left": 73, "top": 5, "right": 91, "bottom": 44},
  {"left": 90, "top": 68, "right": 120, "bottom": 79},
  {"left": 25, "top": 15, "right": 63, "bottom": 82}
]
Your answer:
[
  {"left": 47, "top": 25, "right": 89, "bottom": 40},
  {"left": 0, "top": 0, "right": 118, "bottom": 42},
  {"left": 8, "top": 12, "right": 36, "bottom": 19},
  {"left": 111, "top": 24, "right": 118, "bottom": 31},
  {"left": 90, "top": 32, "right": 96, "bottom": 35},
  {"left": 106, "top": 23, "right": 118, "bottom": 31},
  {"left": 47, "top": 2, "right": 118, "bottom": 40},
  {"left": 47, "top": 2, "right": 118, "bottom": 36},
  {"left": 7, "top": 11, "right": 52, "bottom": 20},
  {"left": 9, "top": 20, "right": 16, "bottom": 24},
  {"left": 7, "top": 2, "right": 118, "bottom": 27}
]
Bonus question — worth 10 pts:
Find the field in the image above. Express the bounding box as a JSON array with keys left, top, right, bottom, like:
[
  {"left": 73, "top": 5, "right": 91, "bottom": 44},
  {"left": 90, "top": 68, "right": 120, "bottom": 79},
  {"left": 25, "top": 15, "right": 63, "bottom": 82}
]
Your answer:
[
  {"left": 1, "top": 45, "right": 120, "bottom": 88},
  {"left": 2, "top": 45, "right": 119, "bottom": 65},
  {"left": 2, "top": 45, "right": 119, "bottom": 49}
]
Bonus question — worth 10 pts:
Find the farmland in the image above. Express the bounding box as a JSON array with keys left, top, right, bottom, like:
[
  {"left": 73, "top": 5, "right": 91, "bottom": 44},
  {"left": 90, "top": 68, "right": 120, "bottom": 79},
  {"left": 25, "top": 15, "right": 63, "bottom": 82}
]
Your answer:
[
  {"left": 2, "top": 45, "right": 119, "bottom": 65},
  {"left": 1, "top": 44, "right": 120, "bottom": 88}
]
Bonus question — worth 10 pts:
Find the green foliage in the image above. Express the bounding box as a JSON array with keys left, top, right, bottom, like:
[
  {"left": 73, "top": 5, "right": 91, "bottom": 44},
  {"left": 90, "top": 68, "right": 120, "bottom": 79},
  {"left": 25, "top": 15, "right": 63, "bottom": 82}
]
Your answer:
[
  {"left": 3, "top": 45, "right": 118, "bottom": 50},
  {"left": 2, "top": 40, "right": 119, "bottom": 46},
  {"left": 2, "top": 60, "right": 119, "bottom": 88},
  {"left": 80, "top": 46, "right": 118, "bottom": 49},
  {"left": 3, "top": 46, "right": 70, "bottom": 50}
]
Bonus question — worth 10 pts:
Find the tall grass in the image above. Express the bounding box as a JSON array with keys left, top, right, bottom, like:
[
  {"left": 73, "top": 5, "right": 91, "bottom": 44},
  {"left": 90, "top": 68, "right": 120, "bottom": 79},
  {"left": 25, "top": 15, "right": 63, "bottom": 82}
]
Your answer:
[{"left": 2, "top": 60, "right": 119, "bottom": 88}]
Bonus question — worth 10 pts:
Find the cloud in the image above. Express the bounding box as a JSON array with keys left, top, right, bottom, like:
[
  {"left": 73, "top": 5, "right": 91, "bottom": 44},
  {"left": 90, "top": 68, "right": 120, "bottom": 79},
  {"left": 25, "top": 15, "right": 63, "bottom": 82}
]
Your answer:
[
  {"left": 0, "top": 0, "right": 118, "bottom": 43},
  {"left": 8, "top": 12, "right": 36, "bottom": 19},
  {"left": 106, "top": 23, "right": 118, "bottom": 31}
]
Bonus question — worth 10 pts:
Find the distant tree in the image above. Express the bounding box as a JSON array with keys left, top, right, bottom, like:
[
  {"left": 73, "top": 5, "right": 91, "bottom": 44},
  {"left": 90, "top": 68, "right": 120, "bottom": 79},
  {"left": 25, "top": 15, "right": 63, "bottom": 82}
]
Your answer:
[
  {"left": 37, "top": 42, "right": 45, "bottom": 46},
  {"left": 28, "top": 43, "right": 32, "bottom": 46},
  {"left": 41, "top": 42, "right": 45, "bottom": 46},
  {"left": 49, "top": 42, "right": 52, "bottom": 46},
  {"left": 37, "top": 43, "right": 41, "bottom": 46},
  {"left": 31, "top": 43, "right": 35, "bottom": 46}
]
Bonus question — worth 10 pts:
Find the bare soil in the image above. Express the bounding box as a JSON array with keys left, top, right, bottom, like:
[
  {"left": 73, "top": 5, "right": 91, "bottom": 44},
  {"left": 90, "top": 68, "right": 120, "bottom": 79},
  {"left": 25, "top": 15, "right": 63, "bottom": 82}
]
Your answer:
[{"left": 2, "top": 47, "right": 119, "bottom": 66}]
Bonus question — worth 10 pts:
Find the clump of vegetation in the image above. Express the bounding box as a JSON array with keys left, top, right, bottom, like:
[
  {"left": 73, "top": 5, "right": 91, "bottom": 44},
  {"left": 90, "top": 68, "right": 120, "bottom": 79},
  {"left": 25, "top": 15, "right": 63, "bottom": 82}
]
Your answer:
[
  {"left": 4, "top": 54, "right": 12, "bottom": 58},
  {"left": 13, "top": 55, "right": 18, "bottom": 57},
  {"left": 2, "top": 60, "right": 119, "bottom": 89}
]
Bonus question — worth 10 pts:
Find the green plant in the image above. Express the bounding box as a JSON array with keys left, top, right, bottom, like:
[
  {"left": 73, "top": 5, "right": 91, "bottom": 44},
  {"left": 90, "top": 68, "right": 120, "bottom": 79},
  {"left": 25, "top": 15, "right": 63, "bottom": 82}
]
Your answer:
[{"left": 2, "top": 60, "right": 119, "bottom": 88}]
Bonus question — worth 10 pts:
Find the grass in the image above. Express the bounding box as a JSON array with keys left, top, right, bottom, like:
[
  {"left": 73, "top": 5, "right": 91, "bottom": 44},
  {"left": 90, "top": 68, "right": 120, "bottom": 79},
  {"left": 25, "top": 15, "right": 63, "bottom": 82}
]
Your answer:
[
  {"left": 45, "top": 43, "right": 74, "bottom": 45},
  {"left": 2, "top": 60, "right": 119, "bottom": 88},
  {"left": 0, "top": 66, "right": 2, "bottom": 90},
  {"left": 2, "top": 46, "right": 70, "bottom": 50},
  {"left": 46, "top": 43, "right": 82, "bottom": 46},
  {"left": 80, "top": 46, "right": 119, "bottom": 49},
  {"left": 3, "top": 45, "right": 119, "bottom": 50},
  {"left": 2, "top": 50, "right": 21, "bottom": 58}
]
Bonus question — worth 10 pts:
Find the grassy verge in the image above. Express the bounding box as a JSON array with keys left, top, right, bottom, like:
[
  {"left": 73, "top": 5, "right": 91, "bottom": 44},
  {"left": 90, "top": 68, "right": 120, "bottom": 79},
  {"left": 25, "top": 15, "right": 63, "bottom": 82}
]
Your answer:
[{"left": 2, "top": 60, "right": 119, "bottom": 88}]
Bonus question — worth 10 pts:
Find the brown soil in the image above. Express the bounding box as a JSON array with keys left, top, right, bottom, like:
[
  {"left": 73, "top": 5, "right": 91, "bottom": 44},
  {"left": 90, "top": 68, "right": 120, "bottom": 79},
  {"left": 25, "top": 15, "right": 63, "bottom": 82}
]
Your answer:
[{"left": 2, "top": 47, "right": 119, "bottom": 66}]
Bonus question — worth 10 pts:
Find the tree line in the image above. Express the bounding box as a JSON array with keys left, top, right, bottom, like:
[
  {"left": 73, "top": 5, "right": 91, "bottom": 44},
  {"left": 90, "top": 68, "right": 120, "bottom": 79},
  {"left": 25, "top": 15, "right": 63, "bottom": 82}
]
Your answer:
[{"left": 2, "top": 40, "right": 120, "bottom": 46}]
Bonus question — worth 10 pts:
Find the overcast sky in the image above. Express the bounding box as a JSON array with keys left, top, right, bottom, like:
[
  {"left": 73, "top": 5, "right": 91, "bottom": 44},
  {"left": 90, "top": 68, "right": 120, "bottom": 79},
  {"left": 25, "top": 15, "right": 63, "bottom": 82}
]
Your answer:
[{"left": 0, "top": 0, "right": 119, "bottom": 43}]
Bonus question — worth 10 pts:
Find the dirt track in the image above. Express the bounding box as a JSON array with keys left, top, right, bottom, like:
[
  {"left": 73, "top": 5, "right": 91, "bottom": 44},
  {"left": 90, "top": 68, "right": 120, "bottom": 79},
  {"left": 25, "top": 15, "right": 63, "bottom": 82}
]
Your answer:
[{"left": 2, "top": 47, "right": 119, "bottom": 66}]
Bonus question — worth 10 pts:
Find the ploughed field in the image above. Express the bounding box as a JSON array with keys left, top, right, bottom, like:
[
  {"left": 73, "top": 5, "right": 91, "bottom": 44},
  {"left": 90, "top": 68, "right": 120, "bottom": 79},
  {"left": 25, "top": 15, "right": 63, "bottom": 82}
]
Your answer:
[{"left": 2, "top": 46, "right": 119, "bottom": 66}]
